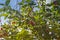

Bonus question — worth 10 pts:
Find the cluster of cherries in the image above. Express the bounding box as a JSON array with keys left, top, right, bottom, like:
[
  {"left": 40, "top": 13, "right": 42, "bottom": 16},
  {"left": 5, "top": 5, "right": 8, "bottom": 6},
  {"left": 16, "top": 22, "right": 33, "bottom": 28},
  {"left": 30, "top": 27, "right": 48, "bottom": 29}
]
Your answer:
[
  {"left": 28, "top": 20, "right": 35, "bottom": 26},
  {"left": 0, "top": 27, "right": 8, "bottom": 37},
  {"left": 53, "top": 0, "right": 58, "bottom": 6}
]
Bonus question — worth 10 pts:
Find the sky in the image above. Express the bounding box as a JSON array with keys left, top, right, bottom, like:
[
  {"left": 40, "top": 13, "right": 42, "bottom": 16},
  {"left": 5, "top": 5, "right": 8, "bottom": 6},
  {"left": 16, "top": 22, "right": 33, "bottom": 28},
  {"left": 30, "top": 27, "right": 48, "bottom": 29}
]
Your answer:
[
  {"left": 0, "top": 0, "right": 51, "bottom": 25},
  {"left": 0, "top": 0, "right": 22, "bottom": 25},
  {"left": 0, "top": 0, "right": 6, "bottom": 25}
]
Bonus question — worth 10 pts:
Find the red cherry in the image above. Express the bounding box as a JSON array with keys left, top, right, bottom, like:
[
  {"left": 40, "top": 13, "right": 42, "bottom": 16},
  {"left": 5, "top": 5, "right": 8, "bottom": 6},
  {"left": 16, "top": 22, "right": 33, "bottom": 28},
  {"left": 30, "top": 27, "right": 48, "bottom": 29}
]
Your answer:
[
  {"left": 3, "top": 33, "right": 8, "bottom": 36},
  {"left": 29, "top": 20, "right": 35, "bottom": 26},
  {"left": 12, "top": 22, "right": 16, "bottom": 24},
  {"left": 0, "top": 35, "right": 3, "bottom": 37},
  {"left": 0, "top": 27, "right": 3, "bottom": 30},
  {"left": 46, "top": 29, "right": 49, "bottom": 32}
]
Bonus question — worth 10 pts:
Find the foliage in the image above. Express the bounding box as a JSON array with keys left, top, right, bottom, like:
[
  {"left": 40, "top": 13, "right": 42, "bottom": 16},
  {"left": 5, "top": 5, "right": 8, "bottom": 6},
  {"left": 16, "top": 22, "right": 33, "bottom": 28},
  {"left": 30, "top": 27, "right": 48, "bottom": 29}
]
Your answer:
[{"left": 0, "top": 0, "right": 60, "bottom": 40}]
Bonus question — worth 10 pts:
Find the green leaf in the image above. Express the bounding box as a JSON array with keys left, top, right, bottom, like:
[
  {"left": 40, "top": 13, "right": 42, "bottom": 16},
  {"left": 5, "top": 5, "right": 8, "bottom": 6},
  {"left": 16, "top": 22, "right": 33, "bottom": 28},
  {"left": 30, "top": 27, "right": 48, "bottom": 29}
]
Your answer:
[
  {"left": 34, "top": 15, "right": 39, "bottom": 21},
  {"left": 0, "top": 3, "right": 4, "bottom": 5},
  {"left": 6, "top": 0, "right": 10, "bottom": 5},
  {"left": 18, "top": 2, "right": 24, "bottom": 5},
  {"left": 1, "top": 13, "right": 8, "bottom": 17},
  {"left": 26, "top": 0, "right": 31, "bottom": 3}
]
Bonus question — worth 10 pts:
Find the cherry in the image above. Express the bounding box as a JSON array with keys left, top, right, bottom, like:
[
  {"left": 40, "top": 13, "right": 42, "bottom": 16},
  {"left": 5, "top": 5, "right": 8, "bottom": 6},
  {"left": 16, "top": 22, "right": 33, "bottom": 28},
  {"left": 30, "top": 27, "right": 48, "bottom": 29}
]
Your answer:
[
  {"left": 12, "top": 21, "right": 16, "bottom": 24},
  {"left": 29, "top": 20, "right": 35, "bottom": 26},
  {"left": 3, "top": 33, "right": 8, "bottom": 36},
  {"left": 0, "top": 35, "right": 3, "bottom": 38},
  {"left": 46, "top": 29, "right": 49, "bottom": 33},
  {"left": 53, "top": 1, "right": 58, "bottom": 5},
  {"left": 0, "top": 27, "right": 3, "bottom": 30}
]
